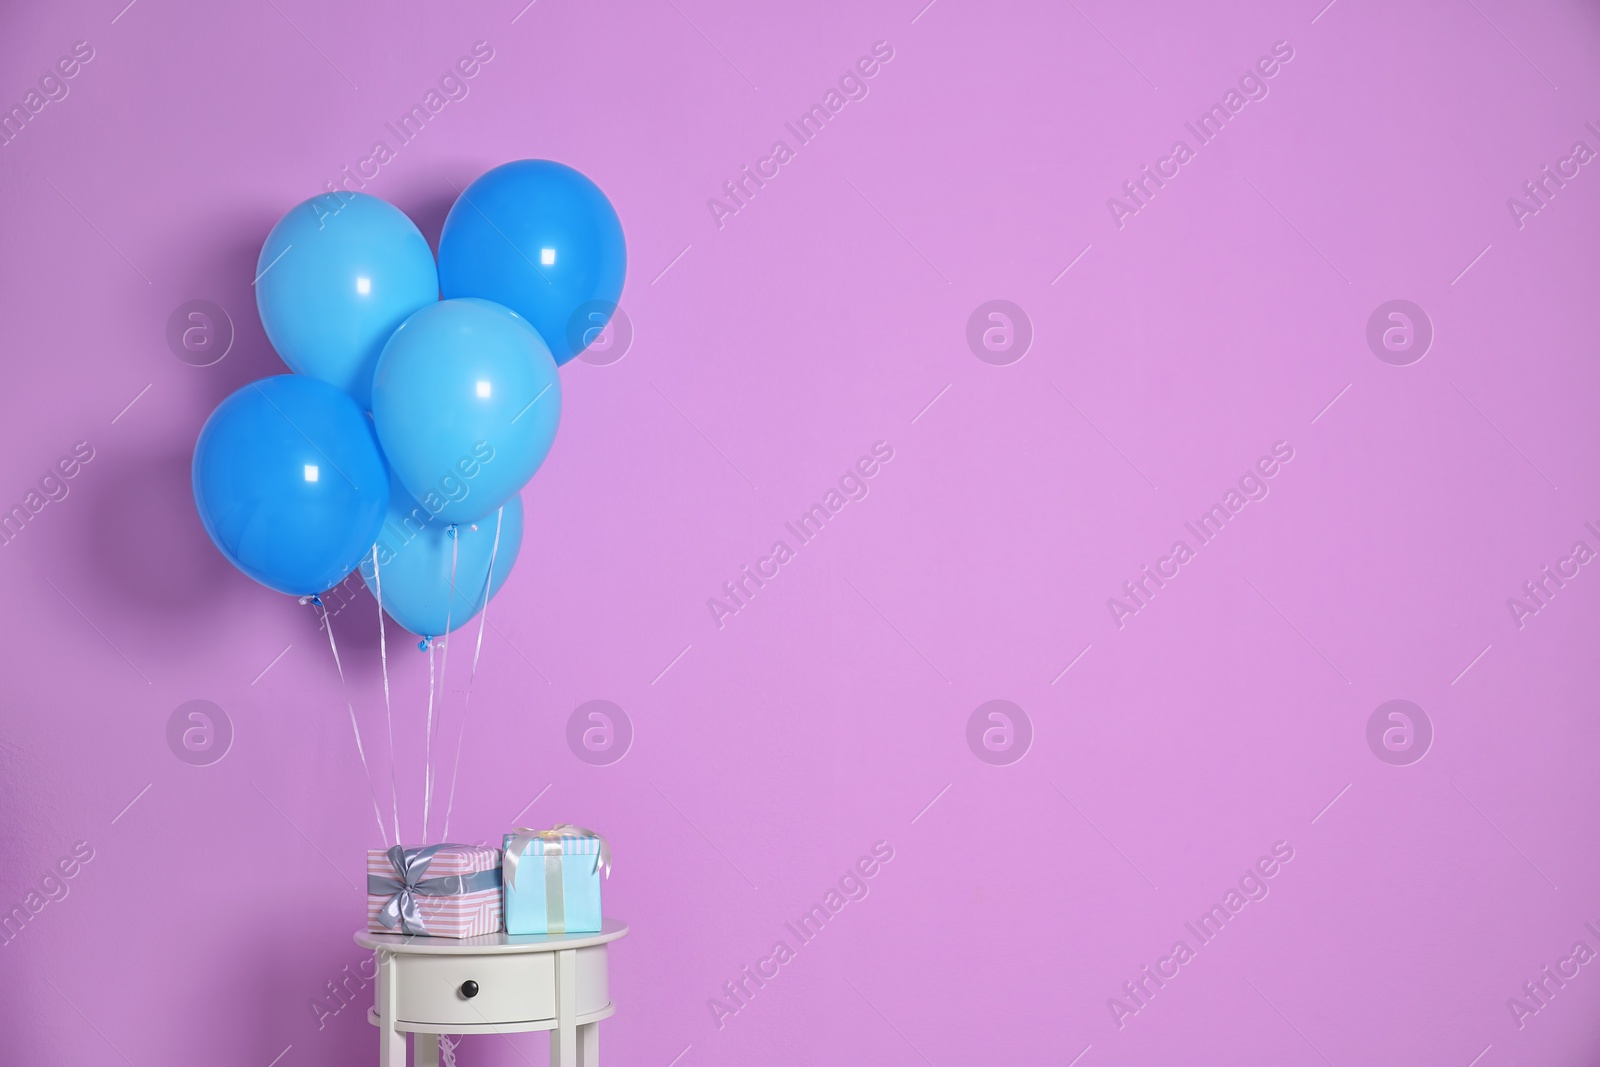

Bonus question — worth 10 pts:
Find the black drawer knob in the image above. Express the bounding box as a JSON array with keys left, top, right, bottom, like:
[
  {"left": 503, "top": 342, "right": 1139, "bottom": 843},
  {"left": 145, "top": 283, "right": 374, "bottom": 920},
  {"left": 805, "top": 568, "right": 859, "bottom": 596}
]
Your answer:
[{"left": 460, "top": 980, "right": 479, "bottom": 999}]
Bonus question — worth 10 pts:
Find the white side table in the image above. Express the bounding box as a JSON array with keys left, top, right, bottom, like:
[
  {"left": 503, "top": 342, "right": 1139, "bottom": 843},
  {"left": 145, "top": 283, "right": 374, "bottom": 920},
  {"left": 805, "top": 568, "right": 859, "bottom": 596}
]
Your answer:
[{"left": 355, "top": 919, "right": 628, "bottom": 1067}]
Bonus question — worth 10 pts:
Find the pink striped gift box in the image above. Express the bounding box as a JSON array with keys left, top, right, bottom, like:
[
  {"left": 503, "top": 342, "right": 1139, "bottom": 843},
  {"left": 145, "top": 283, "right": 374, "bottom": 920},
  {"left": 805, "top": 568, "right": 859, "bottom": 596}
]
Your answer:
[{"left": 366, "top": 844, "right": 503, "bottom": 939}]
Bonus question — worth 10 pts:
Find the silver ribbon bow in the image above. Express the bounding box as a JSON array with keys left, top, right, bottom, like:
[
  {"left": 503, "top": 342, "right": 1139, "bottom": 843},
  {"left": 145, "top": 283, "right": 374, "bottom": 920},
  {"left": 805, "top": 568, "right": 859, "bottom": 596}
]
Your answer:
[
  {"left": 503, "top": 825, "right": 611, "bottom": 890},
  {"left": 367, "top": 844, "right": 502, "bottom": 935}
]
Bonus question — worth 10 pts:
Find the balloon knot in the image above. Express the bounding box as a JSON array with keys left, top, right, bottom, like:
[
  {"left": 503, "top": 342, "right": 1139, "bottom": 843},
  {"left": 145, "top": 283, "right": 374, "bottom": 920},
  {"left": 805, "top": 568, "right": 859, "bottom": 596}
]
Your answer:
[
  {"left": 418, "top": 636, "right": 432, "bottom": 651},
  {"left": 446, "top": 525, "right": 459, "bottom": 540},
  {"left": 310, "top": 594, "right": 323, "bottom": 607}
]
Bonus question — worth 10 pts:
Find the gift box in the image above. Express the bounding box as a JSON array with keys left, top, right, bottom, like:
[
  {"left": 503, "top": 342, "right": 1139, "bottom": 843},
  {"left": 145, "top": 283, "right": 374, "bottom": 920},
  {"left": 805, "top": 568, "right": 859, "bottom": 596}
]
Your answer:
[
  {"left": 502, "top": 826, "right": 610, "bottom": 935},
  {"left": 367, "top": 844, "right": 503, "bottom": 938}
]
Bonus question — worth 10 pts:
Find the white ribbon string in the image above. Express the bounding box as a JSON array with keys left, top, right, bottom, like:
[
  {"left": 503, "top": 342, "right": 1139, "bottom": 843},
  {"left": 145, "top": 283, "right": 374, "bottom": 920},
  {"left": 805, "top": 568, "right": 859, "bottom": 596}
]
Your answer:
[
  {"left": 423, "top": 638, "right": 436, "bottom": 841},
  {"left": 423, "top": 528, "right": 460, "bottom": 843},
  {"left": 371, "top": 547, "right": 402, "bottom": 847},
  {"left": 314, "top": 596, "right": 389, "bottom": 848},
  {"left": 442, "top": 507, "right": 503, "bottom": 842}
]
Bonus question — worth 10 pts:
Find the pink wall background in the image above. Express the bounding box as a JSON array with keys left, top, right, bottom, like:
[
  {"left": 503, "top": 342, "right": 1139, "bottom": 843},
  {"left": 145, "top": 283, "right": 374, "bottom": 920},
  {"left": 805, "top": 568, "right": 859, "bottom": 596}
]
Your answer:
[{"left": 3, "top": 0, "right": 1600, "bottom": 1063}]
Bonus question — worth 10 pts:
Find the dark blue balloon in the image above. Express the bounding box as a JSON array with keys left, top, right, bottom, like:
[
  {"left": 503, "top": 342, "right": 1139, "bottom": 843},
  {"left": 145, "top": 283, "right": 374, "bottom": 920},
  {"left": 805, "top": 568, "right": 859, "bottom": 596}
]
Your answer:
[
  {"left": 437, "top": 160, "right": 626, "bottom": 366},
  {"left": 193, "top": 376, "right": 389, "bottom": 596}
]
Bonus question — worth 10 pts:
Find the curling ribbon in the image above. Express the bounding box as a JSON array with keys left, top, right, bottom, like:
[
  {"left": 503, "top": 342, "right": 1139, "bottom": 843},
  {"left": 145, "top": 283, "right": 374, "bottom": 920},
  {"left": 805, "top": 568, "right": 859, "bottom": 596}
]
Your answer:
[
  {"left": 311, "top": 595, "right": 389, "bottom": 848},
  {"left": 442, "top": 506, "right": 503, "bottom": 842}
]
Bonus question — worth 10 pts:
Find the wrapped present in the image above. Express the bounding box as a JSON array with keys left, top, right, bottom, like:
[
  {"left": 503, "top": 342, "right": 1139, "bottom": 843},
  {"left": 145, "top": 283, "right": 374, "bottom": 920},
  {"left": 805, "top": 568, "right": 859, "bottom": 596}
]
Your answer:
[
  {"left": 366, "top": 844, "right": 503, "bottom": 938},
  {"left": 502, "top": 825, "right": 610, "bottom": 935}
]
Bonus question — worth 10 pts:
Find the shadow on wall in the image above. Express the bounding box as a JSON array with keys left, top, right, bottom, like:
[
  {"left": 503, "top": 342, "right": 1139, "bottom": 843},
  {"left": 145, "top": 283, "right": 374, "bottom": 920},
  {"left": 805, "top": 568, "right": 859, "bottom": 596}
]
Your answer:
[
  {"left": 320, "top": 579, "right": 386, "bottom": 661},
  {"left": 79, "top": 439, "right": 394, "bottom": 667},
  {"left": 85, "top": 446, "right": 235, "bottom": 618},
  {"left": 391, "top": 174, "right": 460, "bottom": 256},
  {"left": 163, "top": 206, "right": 294, "bottom": 407},
  {"left": 0, "top": 741, "right": 47, "bottom": 1062},
  {"left": 75, "top": 204, "right": 281, "bottom": 622},
  {"left": 129, "top": 201, "right": 403, "bottom": 643}
]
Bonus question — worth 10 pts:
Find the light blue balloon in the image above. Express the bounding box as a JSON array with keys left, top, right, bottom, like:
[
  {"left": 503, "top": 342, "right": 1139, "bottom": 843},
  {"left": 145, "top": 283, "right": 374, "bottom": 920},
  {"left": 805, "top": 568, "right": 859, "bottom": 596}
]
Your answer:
[
  {"left": 361, "top": 476, "right": 524, "bottom": 637},
  {"left": 438, "top": 160, "right": 626, "bottom": 366},
  {"left": 256, "top": 192, "right": 439, "bottom": 409},
  {"left": 371, "top": 298, "right": 561, "bottom": 525},
  {"left": 192, "top": 376, "right": 389, "bottom": 596}
]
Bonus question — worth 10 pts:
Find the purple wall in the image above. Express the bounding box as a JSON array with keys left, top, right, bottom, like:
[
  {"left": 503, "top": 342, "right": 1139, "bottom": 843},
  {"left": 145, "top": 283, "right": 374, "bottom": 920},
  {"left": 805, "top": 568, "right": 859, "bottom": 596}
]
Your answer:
[{"left": 3, "top": 0, "right": 1599, "bottom": 1063}]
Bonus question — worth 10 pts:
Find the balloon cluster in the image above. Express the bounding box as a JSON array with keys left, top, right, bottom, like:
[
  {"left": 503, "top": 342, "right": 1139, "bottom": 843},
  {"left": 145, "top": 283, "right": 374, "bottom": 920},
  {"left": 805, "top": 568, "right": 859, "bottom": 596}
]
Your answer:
[{"left": 193, "top": 161, "right": 625, "bottom": 639}]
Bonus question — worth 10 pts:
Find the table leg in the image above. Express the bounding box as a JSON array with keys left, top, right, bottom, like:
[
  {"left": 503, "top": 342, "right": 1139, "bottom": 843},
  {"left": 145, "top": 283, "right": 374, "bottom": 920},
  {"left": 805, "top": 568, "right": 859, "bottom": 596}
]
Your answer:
[
  {"left": 380, "top": 1026, "right": 405, "bottom": 1067},
  {"left": 415, "top": 1033, "right": 439, "bottom": 1067},
  {"left": 577, "top": 1021, "right": 600, "bottom": 1066},
  {"left": 550, "top": 948, "right": 578, "bottom": 1066},
  {"left": 379, "top": 952, "right": 405, "bottom": 1067}
]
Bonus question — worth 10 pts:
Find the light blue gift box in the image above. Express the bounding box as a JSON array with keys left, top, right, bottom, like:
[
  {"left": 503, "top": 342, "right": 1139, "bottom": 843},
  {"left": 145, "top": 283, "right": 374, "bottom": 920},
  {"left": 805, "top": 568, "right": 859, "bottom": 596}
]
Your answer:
[{"left": 502, "top": 826, "right": 609, "bottom": 935}]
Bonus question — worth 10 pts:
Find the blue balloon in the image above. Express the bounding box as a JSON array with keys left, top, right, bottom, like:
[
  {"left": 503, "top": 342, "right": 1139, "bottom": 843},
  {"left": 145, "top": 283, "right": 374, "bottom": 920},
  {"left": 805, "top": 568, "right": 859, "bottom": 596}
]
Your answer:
[
  {"left": 361, "top": 476, "right": 525, "bottom": 637},
  {"left": 371, "top": 298, "right": 562, "bottom": 525},
  {"left": 256, "top": 192, "right": 439, "bottom": 409},
  {"left": 437, "top": 160, "right": 626, "bottom": 366},
  {"left": 193, "top": 376, "right": 389, "bottom": 596}
]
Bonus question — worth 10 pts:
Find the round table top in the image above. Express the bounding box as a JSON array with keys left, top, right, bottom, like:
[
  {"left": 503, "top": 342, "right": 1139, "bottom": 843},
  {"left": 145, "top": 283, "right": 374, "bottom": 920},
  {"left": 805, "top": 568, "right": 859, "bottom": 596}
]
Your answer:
[{"left": 355, "top": 919, "right": 629, "bottom": 955}]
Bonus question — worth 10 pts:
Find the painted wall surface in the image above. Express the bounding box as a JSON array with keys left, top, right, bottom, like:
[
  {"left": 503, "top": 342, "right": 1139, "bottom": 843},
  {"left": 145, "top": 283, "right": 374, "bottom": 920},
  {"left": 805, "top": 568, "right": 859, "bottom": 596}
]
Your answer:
[{"left": 2, "top": 1, "right": 1599, "bottom": 1064}]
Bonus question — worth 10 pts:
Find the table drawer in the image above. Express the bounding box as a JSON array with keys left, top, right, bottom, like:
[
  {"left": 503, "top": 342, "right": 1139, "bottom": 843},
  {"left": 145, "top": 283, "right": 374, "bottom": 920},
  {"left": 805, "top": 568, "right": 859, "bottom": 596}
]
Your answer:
[{"left": 392, "top": 952, "right": 556, "bottom": 1026}]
